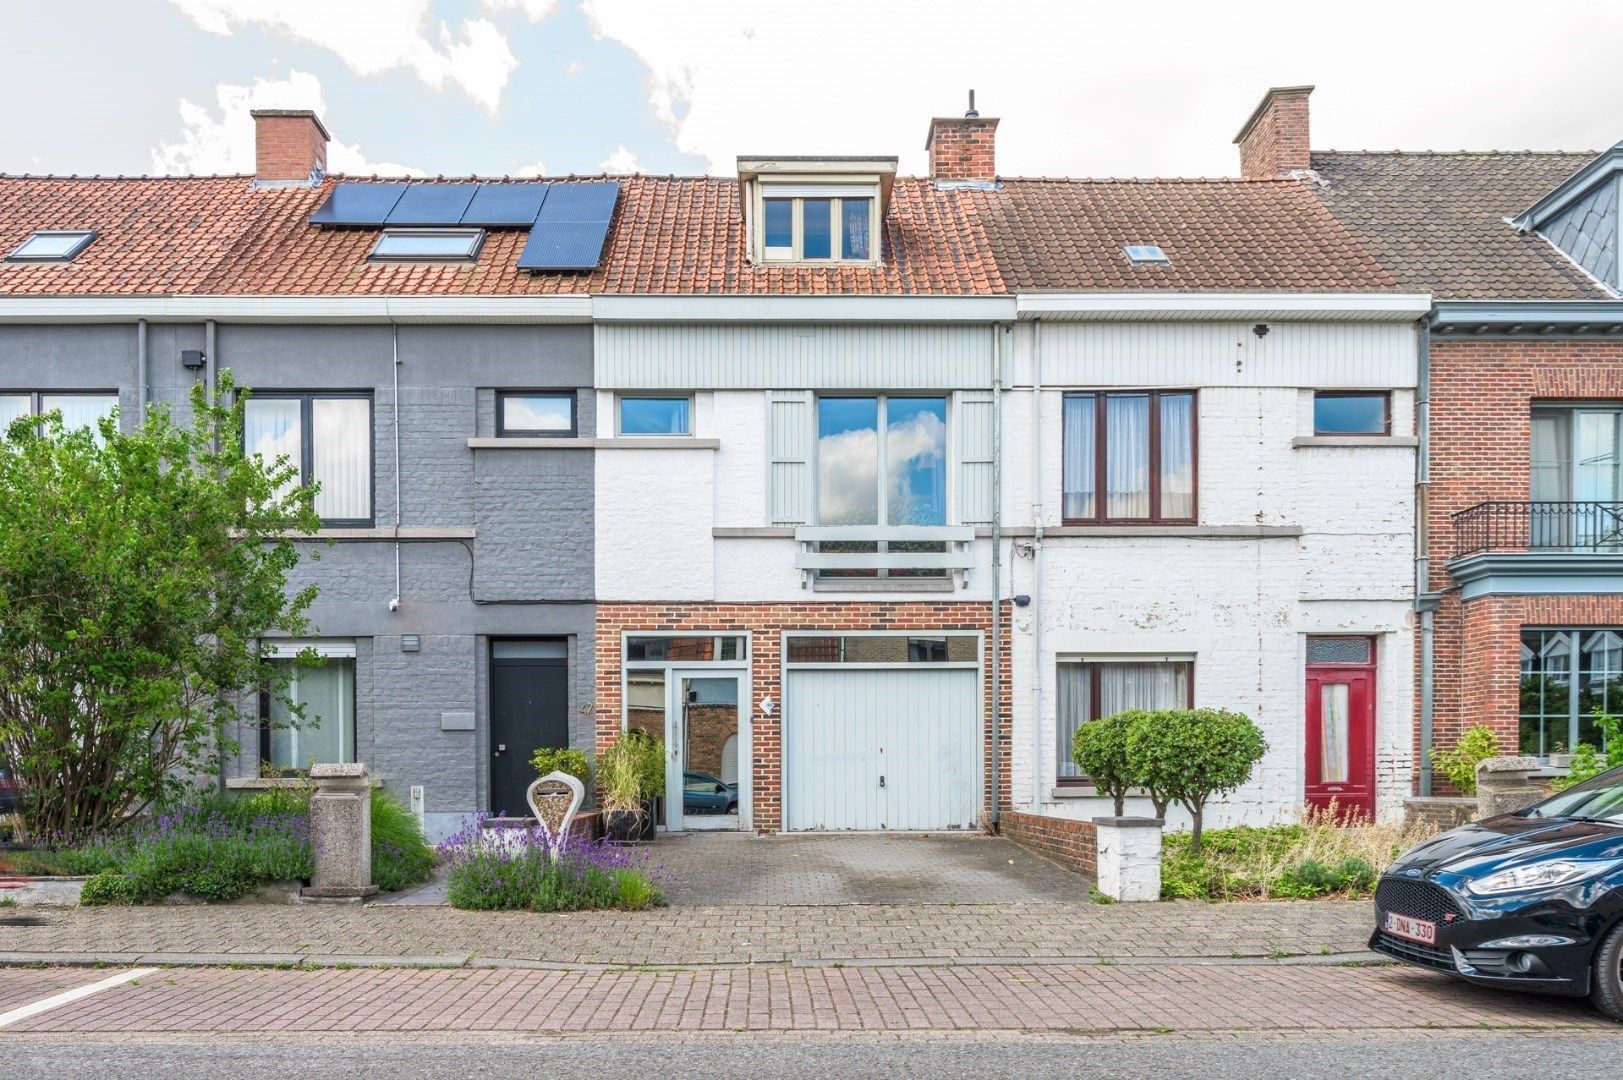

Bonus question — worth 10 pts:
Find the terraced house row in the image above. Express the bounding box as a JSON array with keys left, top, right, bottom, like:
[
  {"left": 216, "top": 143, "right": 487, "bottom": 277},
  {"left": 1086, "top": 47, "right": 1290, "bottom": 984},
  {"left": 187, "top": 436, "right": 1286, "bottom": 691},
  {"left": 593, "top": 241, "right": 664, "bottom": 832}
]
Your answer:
[{"left": 3, "top": 87, "right": 1618, "bottom": 847}]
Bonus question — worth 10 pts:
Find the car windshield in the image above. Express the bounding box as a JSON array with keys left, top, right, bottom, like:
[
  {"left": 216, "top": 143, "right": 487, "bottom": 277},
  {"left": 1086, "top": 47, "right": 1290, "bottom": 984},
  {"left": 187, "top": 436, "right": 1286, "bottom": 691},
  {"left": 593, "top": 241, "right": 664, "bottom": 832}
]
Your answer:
[{"left": 1525, "top": 766, "right": 1623, "bottom": 824}]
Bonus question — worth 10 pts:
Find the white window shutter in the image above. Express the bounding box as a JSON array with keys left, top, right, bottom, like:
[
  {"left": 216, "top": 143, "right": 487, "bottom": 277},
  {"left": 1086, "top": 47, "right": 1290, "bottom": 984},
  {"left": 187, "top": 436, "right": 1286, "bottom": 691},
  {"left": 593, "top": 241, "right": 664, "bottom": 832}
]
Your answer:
[
  {"left": 955, "top": 390, "right": 995, "bottom": 525},
  {"left": 768, "top": 391, "right": 813, "bottom": 526}
]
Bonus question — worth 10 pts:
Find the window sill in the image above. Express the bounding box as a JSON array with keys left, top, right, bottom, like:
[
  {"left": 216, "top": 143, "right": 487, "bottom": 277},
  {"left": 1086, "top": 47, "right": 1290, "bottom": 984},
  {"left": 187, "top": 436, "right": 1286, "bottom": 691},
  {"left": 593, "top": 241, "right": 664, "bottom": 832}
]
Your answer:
[
  {"left": 994, "top": 525, "right": 1302, "bottom": 539},
  {"left": 810, "top": 576, "right": 956, "bottom": 593},
  {"left": 467, "top": 437, "right": 718, "bottom": 450},
  {"left": 1050, "top": 785, "right": 1155, "bottom": 800},
  {"left": 281, "top": 527, "right": 475, "bottom": 541},
  {"left": 1291, "top": 435, "right": 1418, "bottom": 448},
  {"left": 226, "top": 776, "right": 383, "bottom": 790}
]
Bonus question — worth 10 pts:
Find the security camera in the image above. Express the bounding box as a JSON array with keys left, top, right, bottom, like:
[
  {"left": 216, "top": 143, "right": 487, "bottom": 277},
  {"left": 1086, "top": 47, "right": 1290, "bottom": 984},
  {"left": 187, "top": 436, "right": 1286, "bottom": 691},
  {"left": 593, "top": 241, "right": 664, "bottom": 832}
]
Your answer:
[{"left": 388, "top": 597, "right": 400, "bottom": 612}]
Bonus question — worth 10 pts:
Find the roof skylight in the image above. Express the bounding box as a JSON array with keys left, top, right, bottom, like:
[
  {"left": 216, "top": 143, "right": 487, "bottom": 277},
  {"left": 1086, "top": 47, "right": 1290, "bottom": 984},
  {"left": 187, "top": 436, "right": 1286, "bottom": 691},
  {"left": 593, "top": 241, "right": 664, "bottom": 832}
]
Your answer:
[
  {"left": 369, "top": 228, "right": 484, "bottom": 262},
  {"left": 7, "top": 230, "right": 97, "bottom": 262},
  {"left": 1123, "top": 244, "right": 1170, "bottom": 266}
]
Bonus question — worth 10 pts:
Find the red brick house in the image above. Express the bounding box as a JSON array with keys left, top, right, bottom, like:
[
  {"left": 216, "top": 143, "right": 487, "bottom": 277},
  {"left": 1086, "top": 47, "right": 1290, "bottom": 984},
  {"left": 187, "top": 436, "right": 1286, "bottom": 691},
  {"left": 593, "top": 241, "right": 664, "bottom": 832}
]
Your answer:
[{"left": 1253, "top": 86, "right": 1623, "bottom": 788}]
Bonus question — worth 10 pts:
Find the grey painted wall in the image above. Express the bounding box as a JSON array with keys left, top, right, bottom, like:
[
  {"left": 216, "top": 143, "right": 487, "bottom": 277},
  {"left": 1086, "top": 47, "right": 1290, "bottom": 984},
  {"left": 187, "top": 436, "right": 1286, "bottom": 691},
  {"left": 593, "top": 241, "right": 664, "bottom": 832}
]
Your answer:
[{"left": 0, "top": 322, "right": 597, "bottom": 838}]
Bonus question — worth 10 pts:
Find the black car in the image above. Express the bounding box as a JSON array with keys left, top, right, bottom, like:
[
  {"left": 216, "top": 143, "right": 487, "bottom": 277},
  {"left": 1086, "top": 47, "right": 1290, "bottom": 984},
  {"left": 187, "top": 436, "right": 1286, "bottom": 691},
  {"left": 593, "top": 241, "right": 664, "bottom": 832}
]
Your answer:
[{"left": 1372, "top": 765, "right": 1623, "bottom": 1019}]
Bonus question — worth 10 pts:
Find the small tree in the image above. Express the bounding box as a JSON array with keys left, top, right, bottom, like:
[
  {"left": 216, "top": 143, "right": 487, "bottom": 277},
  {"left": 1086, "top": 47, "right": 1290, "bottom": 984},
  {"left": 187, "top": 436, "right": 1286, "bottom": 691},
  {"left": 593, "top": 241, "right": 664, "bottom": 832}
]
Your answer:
[
  {"left": 531, "top": 746, "right": 591, "bottom": 788},
  {"left": 1433, "top": 726, "right": 1500, "bottom": 796},
  {"left": 0, "top": 374, "right": 320, "bottom": 844},
  {"left": 1071, "top": 711, "right": 1140, "bottom": 815},
  {"left": 1126, "top": 708, "right": 1268, "bottom": 853}
]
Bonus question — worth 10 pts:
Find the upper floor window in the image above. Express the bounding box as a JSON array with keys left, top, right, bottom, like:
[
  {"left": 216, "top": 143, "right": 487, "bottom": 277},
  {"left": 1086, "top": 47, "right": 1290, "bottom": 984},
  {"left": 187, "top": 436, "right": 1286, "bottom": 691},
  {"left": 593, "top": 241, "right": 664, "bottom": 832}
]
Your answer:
[
  {"left": 1062, "top": 390, "right": 1196, "bottom": 524},
  {"left": 497, "top": 391, "right": 575, "bottom": 437},
  {"left": 1314, "top": 391, "right": 1389, "bottom": 435},
  {"left": 1532, "top": 404, "right": 1622, "bottom": 504},
  {"left": 618, "top": 395, "right": 692, "bottom": 436},
  {"left": 817, "top": 394, "right": 947, "bottom": 526},
  {"left": 759, "top": 189, "right": 875, "bottom": 263},
  {"left": 0, "top": 391, "right": 118, "bottom": 436},
  {"left": 6, "top": 229, "right": 97, "bottom": 262},
  {"left": 244, "top": 392, "right": 373, "bottom": 526}
]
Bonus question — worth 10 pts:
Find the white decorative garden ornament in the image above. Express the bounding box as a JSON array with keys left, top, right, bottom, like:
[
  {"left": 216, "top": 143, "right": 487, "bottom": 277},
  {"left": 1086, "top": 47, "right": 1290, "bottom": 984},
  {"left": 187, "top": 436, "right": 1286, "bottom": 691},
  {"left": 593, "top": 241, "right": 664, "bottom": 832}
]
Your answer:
[{"left": 525, "top": 771, "right": 585, "bottom": 861}]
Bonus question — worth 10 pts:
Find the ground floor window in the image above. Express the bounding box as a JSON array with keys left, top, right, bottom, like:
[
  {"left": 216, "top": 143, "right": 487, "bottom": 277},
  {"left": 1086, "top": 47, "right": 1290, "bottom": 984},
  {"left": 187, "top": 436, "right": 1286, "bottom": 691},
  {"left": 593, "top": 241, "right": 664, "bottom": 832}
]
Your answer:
[
  {"left": 1520, "top": 628, "right": 1623, "bottom": 756},
  {"left": 1055, "top": 659, "right": 1192, "bottom": 782},
  {"left": 260, "top": 643, "right": 357, "bottom": 773}
]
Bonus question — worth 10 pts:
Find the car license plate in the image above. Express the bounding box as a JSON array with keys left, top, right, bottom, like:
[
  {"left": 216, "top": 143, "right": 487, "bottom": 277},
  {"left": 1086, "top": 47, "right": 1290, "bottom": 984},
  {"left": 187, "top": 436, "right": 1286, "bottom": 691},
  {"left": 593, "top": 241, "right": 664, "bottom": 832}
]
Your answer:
[{"left": 1384, "top": 912, "right": 1437, "bottom": 945}]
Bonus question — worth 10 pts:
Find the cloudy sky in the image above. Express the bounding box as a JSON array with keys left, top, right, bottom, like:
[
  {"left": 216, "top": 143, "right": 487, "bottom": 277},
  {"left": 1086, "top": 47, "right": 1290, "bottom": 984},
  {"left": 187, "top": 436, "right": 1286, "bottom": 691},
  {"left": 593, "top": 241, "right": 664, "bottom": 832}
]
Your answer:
[{"left": 3, "top": 1, "right": 1621, "bottom": 180}]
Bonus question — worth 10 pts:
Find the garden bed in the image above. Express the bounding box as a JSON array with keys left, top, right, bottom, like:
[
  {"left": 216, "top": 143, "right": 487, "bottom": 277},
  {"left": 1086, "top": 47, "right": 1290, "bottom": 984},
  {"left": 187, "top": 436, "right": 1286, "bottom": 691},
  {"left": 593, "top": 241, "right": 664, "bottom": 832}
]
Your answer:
[
  {"left": 439, "top": 818, "right": 664, "bottom": 912},
  {"left": 1160, "top": 810, "right": 1442, "bottom": 901}
]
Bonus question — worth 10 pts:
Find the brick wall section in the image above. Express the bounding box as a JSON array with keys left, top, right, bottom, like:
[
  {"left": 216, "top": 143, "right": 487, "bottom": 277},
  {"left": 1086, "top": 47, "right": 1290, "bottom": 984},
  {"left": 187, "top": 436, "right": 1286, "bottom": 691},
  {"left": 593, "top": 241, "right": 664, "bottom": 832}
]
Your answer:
[
  {"left": 251, "top": 109, "right": 328, "bottom": 183},
  {"left": 596, "top": 601, "right": 1012, "bottom": 833},
  {"left": 998, "top": 810, "right": 1097, "bottom": 877},
  {"left": 1236, "top": 87, "right": 1311, "bottom": 179},
  {"left": 1426, "top": 338, "right": 1623, "bottom": 788},
  {"left": 926, "top": 117, "right": 998, "bottom": 182}
]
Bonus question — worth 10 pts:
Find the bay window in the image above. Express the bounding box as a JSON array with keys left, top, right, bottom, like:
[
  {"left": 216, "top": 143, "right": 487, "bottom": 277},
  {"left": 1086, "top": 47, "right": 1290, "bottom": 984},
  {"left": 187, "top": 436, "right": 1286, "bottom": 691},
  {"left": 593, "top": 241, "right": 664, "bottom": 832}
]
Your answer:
[
  {"left": 1063, "top": 390, "right": 1196, "bottom": 523},
  {"left": 1056, "top": 659, "right": 1192, "bottom": 782},
  {"left": 1521, "top": 629, "right": 1623, "bottom": 757},
  {"left": 244, "top": 392, "right": 373, "bottom": 526}
]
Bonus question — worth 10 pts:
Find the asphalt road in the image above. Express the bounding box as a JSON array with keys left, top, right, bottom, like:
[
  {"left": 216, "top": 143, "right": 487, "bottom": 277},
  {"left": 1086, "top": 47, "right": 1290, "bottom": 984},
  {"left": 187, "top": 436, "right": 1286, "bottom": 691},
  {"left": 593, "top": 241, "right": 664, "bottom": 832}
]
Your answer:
[{"left": 2, "top": 1033, "right": 1621, "bottom": 1078}]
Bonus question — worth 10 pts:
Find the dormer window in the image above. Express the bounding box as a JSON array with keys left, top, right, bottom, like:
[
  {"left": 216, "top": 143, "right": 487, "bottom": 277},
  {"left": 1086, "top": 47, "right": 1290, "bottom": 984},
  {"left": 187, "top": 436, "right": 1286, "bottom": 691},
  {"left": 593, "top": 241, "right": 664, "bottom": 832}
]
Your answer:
[
  {"left": 739, "top": 156, "right": 896, "bottom": 266},
  {"left": 7, "top": 230, "right": 96, "bottom": 263},
  {"left": 369, "top": 227, "right": 484, "bottom": 262}
]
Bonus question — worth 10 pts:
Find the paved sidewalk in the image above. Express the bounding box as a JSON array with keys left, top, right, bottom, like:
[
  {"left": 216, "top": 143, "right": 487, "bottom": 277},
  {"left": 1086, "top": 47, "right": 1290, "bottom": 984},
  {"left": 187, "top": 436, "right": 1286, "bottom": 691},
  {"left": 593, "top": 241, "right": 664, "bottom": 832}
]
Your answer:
[
  {"left": 0, "top": 962, "right": 1614, "bottom": 1035},
  {"left": 0, "top": 900, "right": 1375, "bottom": 968}
]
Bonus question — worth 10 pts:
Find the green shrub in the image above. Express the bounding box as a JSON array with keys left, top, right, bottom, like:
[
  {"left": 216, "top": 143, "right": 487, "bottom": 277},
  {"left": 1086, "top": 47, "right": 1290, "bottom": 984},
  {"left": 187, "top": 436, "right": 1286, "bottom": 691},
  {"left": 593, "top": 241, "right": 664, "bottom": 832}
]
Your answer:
[
  {"left": 369, "top": 788, "right": 434, "bottom": 893},
  {"left": 1552, "top": 741, "right": 1605, "bottom": 793},
  {"left": 1071, "top": 711, "right": 1140, "bottom": 815},
  {"left": 79, "top": 871, "right": 138, "bottom": 906},
  {"left": 443, "top": 835, "right": 662, "bottom": 912},
  {"left": 531, "top": 747, "right": 591, "bottom": 788},
  {"left": 1434, "top": 726, "right": 1500, "bottom": 796},
  {"left": 1127, "top": 708, "right": 1267, "bottom": 852},
  {"left": 598, "top": 730, "right": 665, "bottom": 813}
]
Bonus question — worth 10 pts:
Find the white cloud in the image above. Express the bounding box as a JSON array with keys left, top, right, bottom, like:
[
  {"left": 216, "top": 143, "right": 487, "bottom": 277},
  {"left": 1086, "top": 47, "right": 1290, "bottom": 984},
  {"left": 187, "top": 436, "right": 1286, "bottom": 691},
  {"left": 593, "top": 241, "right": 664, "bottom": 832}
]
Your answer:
[
  {"left": 581, "top": 0, "right": 1623, "bottom": 178},
  {"left": 600, "top": 145, "right": 640, "bottom": 174},
  {"left": 481, "top": 0, "right": 560, "bottom": 19},
  {"left": 168, "top": 0, "right": 519, "bottom": 114},
  {"left": 150, "top": 71, "right": 425, "bottom": 176},
  {"left": 511, "top": 159, "right": 549, "bottom": 177}
]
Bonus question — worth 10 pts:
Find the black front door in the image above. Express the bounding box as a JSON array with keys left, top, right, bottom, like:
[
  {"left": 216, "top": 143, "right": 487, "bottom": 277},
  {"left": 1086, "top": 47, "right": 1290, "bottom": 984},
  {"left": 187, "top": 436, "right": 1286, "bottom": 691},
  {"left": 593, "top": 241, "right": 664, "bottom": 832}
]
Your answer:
[{"left": 489, "top": 639, "right": 569, "bottom": 816}]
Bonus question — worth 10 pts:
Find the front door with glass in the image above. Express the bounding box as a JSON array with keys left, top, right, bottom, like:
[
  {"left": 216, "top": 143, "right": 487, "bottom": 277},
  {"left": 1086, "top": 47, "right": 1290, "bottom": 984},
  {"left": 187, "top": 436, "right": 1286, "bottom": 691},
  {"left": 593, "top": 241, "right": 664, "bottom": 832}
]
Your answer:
[
  {"left": 670, "top": 673, "right": 744, "bottom": 831},
  {"left": 1305, "top": 640, "right": 1377, "bottom": 821}
]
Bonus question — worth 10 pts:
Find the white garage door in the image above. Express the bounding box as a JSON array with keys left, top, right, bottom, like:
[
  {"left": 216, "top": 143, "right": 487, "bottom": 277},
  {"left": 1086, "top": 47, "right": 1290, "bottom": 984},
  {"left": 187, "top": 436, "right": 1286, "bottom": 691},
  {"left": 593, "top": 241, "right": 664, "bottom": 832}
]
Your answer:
[{"left": 783, "top": 667, "right": 979, "bottom": 831}]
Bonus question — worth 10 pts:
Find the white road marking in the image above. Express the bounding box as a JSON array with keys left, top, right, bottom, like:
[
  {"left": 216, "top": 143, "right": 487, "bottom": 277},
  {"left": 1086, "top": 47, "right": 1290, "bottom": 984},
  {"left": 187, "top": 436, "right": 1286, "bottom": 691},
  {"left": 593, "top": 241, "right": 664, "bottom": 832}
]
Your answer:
[{"left": 0, "top": 966, "right": 158, "bottom": 1028}]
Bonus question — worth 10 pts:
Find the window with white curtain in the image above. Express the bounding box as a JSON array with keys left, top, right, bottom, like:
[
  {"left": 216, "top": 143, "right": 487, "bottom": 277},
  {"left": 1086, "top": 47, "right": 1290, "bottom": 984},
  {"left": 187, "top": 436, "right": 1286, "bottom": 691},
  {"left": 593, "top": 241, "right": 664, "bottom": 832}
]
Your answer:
[
  {"left": 1062, "top": 391, "right": 1196, "bottom": 523},
  {"left": 1055, "top": 659, "right": 1192, "bottom": 782},
  {"left": 0, "top": 392, "right": 118, "bottom": 439},
  {"left": 260, "top": 646, "right": 357, "bottom": 773},
  {"left": 244, "top": 392, "right": 373, "bottom": 525}
]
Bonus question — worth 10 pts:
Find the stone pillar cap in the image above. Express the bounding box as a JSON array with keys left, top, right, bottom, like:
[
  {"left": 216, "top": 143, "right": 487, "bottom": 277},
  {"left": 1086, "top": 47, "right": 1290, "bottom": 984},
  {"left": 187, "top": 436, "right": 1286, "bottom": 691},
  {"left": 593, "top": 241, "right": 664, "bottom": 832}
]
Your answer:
[
  {"left": 1477, "top": 756, "right": 1541, "bottom": 773},
  {"left": 1092, "top": 816, "right": 1165, "bottom": 828},
  {"left": 310, "top": 762, "right": 370, "bottom": 779}
]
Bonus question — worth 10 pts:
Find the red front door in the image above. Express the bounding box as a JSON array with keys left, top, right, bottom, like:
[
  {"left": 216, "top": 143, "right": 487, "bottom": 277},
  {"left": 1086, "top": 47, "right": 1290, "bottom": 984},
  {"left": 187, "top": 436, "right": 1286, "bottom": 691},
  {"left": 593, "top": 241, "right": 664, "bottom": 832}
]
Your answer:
[{"left": 1305, "top": 662, "right": 1376, "bottom": 821}]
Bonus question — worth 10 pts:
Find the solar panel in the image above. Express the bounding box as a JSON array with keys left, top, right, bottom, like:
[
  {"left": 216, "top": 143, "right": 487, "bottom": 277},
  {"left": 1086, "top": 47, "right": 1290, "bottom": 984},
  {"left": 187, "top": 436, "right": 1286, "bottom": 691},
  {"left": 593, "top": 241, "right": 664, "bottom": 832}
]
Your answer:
[
  {"left": 309, "top": 183, "right": 410, "bottom": 226},
  {"left": 386, "top": 184, "right": 478, "bottom": 226},
  {"left": 516, "top": 221, "right": 611, "bottom": 271},
  {"left": 461, "top": 183, "right": 551, "bottom": 226},
  {"left": 534, "top": 181, "right": 620, "bottom": 223}
]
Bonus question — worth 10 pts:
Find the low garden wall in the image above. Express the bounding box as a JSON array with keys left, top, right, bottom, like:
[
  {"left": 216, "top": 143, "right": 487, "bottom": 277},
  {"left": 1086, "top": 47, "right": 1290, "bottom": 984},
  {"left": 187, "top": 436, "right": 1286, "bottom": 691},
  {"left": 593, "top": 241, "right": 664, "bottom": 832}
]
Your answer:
[{"left": 998, "top": 811, "right": 1097, "bottom": 877}]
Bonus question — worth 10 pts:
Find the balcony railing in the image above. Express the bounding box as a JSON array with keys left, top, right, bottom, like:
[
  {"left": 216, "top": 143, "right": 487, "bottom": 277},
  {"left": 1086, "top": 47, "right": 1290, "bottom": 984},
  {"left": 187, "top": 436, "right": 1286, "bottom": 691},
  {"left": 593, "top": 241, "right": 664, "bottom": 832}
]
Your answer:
[
  {"left": 794, "top": 525, "right": 975, "bottom": 586},
  {"left": 1452, "top": 501, "right": 1623, "bottom": 558}
]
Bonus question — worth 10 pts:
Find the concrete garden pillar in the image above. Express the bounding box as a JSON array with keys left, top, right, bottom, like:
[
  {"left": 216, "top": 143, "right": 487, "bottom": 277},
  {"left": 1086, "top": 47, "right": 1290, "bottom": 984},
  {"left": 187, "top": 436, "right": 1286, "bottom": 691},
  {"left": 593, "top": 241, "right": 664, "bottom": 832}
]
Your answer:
[
  {"left": 1093, "top": 816, "right": 1164, "bottom": 902},
  {"left": 1475, "top": 757, "right": 1544, "bottom": 819},
  {"left": 301, "top": 763, "right": 378, "bottom": 902}
]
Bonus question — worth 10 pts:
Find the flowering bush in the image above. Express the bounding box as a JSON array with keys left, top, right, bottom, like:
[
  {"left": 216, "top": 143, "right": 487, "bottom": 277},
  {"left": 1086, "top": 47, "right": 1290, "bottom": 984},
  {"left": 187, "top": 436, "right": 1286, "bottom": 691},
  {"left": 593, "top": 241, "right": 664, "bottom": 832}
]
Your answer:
[
  {"left": 438, "top": 818, "right": 664, "bottom": 912},
  {"left": 63, "top": 787, "right": 432, "bottom": 903}
]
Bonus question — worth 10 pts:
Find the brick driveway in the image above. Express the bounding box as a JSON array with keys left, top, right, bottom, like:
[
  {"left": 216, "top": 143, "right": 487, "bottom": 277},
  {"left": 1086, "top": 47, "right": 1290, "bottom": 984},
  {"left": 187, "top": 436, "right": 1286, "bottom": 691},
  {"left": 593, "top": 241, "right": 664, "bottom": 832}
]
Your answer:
[
  {"left": 657, "top": 832, "right": 1084, "bottom": 905},
  {"left": 1, "top": 962, "right": 1614, "bottom": 1035},
  {"left": 1, "top": 900, "right": 1374, "bottom": 967}
]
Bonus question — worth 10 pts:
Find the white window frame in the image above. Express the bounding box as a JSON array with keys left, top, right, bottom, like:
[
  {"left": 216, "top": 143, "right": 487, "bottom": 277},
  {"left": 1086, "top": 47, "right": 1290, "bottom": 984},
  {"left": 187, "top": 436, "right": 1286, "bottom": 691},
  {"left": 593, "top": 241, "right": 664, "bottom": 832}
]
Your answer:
[
  {"left": 258, "top": 639, "right": 358, "bottom": 774},
  {"left": 616, "top": 393, "right": 694, "bottom": 437},
  {"left": 753, "top": 182, "right": 880, "bottom": 265}
]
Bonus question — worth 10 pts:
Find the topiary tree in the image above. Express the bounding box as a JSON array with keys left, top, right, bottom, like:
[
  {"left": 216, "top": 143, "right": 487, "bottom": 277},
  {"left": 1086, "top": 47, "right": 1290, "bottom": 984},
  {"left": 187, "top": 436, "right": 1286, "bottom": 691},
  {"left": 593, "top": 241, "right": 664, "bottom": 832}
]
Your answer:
[
  {"left": 0, "top": 373, "right": 320, "bottom": 844},
  {"left": 1433, "top": 726, "right": 1500, "bottom": 796},
  {"left": 1071, "top": 710, "right": 1140, "bottom": 815},
  {"left": 1126, "top": 708, "right": 1268, "bottom": 853}
]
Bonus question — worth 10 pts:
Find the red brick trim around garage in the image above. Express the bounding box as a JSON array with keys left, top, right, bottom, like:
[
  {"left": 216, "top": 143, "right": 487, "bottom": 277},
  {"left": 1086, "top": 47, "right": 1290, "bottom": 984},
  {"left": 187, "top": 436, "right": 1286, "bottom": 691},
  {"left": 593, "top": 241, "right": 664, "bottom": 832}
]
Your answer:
[{"left": 997, "top": 810, "right": 1097, "bottom": 878}]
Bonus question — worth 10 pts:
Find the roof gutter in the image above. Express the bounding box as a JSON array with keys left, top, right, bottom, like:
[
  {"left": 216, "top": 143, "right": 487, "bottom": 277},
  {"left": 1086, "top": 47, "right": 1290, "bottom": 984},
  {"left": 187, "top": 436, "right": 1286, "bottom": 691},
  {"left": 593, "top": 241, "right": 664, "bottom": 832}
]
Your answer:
[
  {"left": 1016, "top": 292, "right": 1432, "bottom": 322},
  {"left": 592, "top": 295, "right": 1017, "bottom": 323},
  {"left": 1430, "top": 300, "right": 1623, "bottom": 333},
  {"left": 0, "top": 295, "right": 594, "bottom": 324}
]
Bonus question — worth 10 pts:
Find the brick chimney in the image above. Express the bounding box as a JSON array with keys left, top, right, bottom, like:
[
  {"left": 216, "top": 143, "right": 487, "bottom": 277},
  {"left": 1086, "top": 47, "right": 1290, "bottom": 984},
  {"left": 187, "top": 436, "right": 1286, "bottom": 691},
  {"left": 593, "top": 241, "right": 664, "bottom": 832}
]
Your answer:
[
  {"left": 1234, "top": 86, "right": 1313, "bottom": 179},
  {"left": 250, "top": 109, "right": 330, "bottom": 187},
  {"left": 927, "top": 95, "right": 998, "bottom": 183}
]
